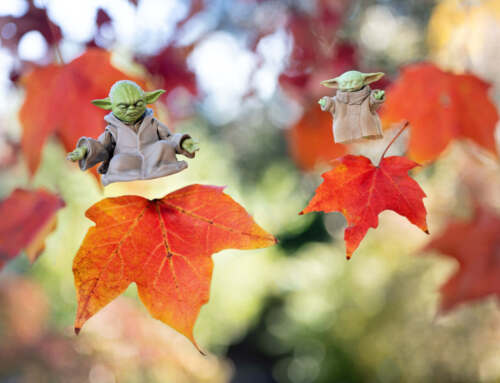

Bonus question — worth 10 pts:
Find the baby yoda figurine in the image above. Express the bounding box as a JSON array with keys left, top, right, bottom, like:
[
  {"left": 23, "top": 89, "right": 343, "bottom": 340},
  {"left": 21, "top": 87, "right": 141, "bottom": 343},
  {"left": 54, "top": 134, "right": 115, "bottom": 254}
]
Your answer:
[
  {"left": 318, "top": 70, "right": 385, "bottom": 144},
  {"left": 67, "top": 80, "right": 199, "bottom": 186}
]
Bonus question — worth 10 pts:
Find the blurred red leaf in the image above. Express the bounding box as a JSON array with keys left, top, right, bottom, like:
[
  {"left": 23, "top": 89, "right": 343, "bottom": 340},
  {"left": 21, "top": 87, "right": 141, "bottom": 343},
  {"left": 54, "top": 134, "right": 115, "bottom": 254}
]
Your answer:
[
  {"left": 73, "top": 184, "right": 276, "bottom": 351},
  {"left": 381, "top": 63, "right": 499, "bottom": 164},
  {"left": 288, "top": 103, "right": 347, "bottom": 170},
  {"left": 279, "top": 2, "right": 356, "bottom": 101},
  {"left": 283, "top": 14, "right": 318, "bottom": 76},
  {"left": 86, "top": 8, "right": 116, "bottom": 49},
  {"left": 424, "top": 205, "right": 500, "bottom": 312},
  {"left": 0, "top": 188, "right": 64, "bottom": 270},
  {"left": 133, "top": 0, "right": 204, "bottom": 101},
  {"left": 95, "top": 8, "right": 111, "bottom": 28},
  {"left": 280, "top": 41, "right": 358, "bottom": 100},
  {"left": 138, "top": 45, "right": 197, "bottom": 97},
  {"left": 19, "top": 48, "right": 147, "bottom": 176},
  {"left": 301, "top": 154, "right": 428, "bottom": 258},
  {"left": 0, "top": 0, "right": 62, "bottom": 55},
  {"left": 0, "top": 276, "right": 49, "bottom": 345}
]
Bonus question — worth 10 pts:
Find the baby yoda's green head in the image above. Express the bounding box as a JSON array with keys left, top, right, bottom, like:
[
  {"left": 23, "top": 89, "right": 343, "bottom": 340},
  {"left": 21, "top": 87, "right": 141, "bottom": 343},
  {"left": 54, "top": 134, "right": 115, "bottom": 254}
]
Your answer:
[
  {"left": 92, "top": 80, "right": 165, "bottom": 124},
  {"left": 321, "top": 70, "right": 384, "bottom": 92}
]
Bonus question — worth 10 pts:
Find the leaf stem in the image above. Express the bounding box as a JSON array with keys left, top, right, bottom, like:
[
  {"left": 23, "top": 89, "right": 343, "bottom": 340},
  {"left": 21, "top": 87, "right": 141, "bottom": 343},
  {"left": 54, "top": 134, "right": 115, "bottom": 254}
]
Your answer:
[{"left": 378, "top": 120, "right": 409, "bottom": 165}]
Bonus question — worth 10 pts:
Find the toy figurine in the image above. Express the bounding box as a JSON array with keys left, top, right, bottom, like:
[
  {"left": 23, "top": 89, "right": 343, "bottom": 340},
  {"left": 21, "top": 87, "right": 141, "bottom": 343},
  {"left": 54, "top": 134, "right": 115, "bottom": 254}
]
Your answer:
[
  {"left": 67, "top": 80, "right": 199, "bottom": 186},
  {"left": 318, "top": 71, "right": 385, "bottom": 144}
]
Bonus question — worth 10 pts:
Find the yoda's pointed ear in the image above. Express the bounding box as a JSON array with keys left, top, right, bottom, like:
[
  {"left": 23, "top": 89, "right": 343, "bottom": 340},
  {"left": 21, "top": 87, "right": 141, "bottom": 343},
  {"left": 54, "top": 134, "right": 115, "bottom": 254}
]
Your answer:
[
  {"left": 320, "top": 78, "right": 340, "bottom": 89},
  {"left": 362, "top": 72, "right": 384, "bottom": 85},
  {"left": 91, "top": 97, "right": 112, "bottom": 110},
  {"left": 144, "top": 89, "right": 166, "bottom": 104}
]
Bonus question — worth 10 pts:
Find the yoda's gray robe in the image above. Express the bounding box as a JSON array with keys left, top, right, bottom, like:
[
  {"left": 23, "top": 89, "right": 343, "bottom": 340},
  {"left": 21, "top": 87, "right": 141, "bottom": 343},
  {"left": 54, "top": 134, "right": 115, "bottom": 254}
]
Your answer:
[
  {"left": 77, "top": 109, "right": 194, "bottom": 186},
  {"left": 321, "top": 86, "right": 385, "bottom": 144}
]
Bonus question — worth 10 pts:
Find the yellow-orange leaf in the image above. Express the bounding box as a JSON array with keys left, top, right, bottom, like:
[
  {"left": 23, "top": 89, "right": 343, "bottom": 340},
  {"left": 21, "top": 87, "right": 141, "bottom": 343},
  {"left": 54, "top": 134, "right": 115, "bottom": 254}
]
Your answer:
[{"left": 73, "top": 184, "right": 276, "bottom": 351}]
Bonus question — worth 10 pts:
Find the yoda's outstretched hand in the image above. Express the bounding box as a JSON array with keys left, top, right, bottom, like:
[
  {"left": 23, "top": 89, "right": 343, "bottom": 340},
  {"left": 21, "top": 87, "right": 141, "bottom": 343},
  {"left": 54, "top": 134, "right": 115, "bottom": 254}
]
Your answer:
[
  {"left": 67, "top": 146, "right": 87, "bottom": 162},
  {"left": 372, "top": 90, "right": 385, "bottom": 100},
  {"left": 181, "top": 138, "right": 200, "bottom": 155},
  {"left": 318, "top": 96, "right": 331, "bottom": 111}
]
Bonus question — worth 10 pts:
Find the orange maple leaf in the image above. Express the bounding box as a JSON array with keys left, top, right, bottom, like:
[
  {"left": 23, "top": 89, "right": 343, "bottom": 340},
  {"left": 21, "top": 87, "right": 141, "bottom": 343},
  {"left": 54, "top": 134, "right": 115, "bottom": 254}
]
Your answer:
[
  {"left": 0, "top": 188, "right": 64, "bottom": 270},
  {"left": 424, "top": 204, "right": 500, "bottom": 313},
  {"left": 381, "top": 62, "right": 499, "bottom": 164},
  {"left": 300, "top": 125, "right": 428, "bottom": 258},
  {"left": 73, "top": 184, "right": 276, "bottom": 351},
  {"left": 19, "top": 48, "right": 147, "bottom": 176},
  {"left": 288, "top": 103, "right": 347, "bottom": 171}
]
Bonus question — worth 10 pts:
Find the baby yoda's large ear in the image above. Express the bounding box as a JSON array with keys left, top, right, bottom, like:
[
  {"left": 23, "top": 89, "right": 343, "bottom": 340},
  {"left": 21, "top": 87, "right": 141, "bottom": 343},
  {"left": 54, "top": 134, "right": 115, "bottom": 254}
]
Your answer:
[
  {"left": 144, "top": 89, "right": 166, "bottom": 104},
  {"left": 320, "top": 78, "right": 340, "bottom": 89},
  {"left": 362, "top": 72, "right": 384, "bottom": 85},
  {"left": 91, "top": 97, "right": 112, "bottom": 110}
]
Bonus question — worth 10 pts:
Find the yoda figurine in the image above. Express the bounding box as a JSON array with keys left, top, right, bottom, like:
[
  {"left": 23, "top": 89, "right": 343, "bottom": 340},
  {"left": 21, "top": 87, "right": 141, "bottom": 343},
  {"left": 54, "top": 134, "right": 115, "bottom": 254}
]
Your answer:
[
  {"left": 318, "top": 71, "right": 385, "bottom": 144},
  {"left": 67, "top": 80, "right": 199, "bottom": 186}
]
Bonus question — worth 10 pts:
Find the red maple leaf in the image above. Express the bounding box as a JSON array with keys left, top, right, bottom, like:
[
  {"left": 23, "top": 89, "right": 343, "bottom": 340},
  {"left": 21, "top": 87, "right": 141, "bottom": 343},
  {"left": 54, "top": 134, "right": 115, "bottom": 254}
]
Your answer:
[
  {"left": 73, "top": 184, "right": 276, "bottom": 352},
  {"left": 381, "top": 62, "right": 499, "bottom": 164},
  {"left": 300, "top": 125, "right": 429, "bottom": 258},
  {"left": 0, "top": 188, "right": 64, "bottom": 270},
  {"left": 424, "top": 204, "right": 500, "bottom": 312},
  {"left": 18, "top": 48, "right": 148, "bottom": 177}
]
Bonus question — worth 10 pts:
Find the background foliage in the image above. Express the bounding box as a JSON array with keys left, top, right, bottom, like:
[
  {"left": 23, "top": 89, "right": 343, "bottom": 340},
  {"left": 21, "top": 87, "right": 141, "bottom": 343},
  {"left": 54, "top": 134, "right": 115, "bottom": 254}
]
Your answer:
[{"left": 0, "top": 0, "right": 499, "bottom": 382}]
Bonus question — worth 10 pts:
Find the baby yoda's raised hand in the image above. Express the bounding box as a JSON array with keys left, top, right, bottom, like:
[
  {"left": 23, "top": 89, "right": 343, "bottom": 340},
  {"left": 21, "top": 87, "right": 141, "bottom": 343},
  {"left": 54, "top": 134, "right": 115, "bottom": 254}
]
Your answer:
[
  {"left": 181, "top": 138, "right": 200, "bottom": 154},
  {"left": 372, "top": 90, "right": 385, "bottom": 100},
  {"left": 67, "top": 146, "right": 87, "bottom": 162},
  {"left": 318, "top": 97, "right": 328, "bottom": 108}
]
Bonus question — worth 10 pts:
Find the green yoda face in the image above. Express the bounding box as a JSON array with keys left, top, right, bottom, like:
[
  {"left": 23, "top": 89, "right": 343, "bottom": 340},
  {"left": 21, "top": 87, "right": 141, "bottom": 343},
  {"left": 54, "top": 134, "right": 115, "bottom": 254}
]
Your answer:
[
  {"left": 92, "top": 80, "right": 165, "bottom": 124},
  {"left": 321, "top": 71, "right": 384, "bottom": 92}
]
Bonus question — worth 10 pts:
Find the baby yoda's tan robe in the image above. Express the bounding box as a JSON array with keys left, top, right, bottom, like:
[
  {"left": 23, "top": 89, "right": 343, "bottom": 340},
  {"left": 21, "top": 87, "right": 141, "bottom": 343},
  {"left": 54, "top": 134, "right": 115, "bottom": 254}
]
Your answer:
[
  {"left": 322, "top": 86, "right": 385, "bottom": 143},
  {"left": 77, "top": 108, "right": 193, "bottom": 186}
]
